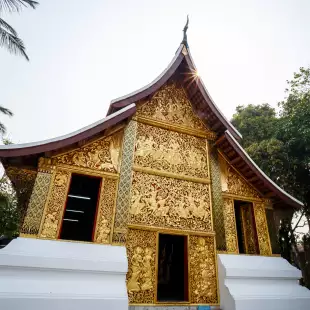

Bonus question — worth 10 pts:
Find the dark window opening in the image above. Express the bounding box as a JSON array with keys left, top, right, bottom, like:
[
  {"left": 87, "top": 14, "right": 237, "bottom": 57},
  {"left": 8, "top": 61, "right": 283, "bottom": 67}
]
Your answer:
[
  {"left": 234, "top": 200, "right": 259, "bottom": 254},
  {"left": 157, "top": 234, "right": 188, "bottom": 302},
  {"left": 234, "top": 201, "right": 245, "bottom": 254},
  {"left": 266, "top": 208, "right": 280, "bottom": 254},
  {"left": 59, "top": 174, "right": 101, "bottom": 242}
]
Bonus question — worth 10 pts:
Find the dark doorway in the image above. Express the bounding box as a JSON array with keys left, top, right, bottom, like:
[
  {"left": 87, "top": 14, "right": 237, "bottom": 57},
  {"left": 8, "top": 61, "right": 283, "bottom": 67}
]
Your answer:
[
  {"left": 157, "top": 234, "right": 188, "bottom": 302},
  {"left": 59, "top": 174, "right": 101, "bottom": 242},
  {"left": 234, "top": 200, "right": 259, "bottom": 254}
]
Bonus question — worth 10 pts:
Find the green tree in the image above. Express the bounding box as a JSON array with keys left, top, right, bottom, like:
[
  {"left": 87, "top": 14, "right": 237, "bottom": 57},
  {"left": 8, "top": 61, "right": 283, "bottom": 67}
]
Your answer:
[
  {"left": 0, "top": 105, "right": 13, "bottom": 135},
  {"left": 231, "top": 67, "right": 310, "bottom": 288},
  {"left": 0, "top": 0, "right": 38, "bottom": 60}
]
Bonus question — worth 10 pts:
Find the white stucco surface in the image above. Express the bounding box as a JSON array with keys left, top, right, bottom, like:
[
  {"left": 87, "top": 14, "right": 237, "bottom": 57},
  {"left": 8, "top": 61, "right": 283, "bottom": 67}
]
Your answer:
[
  {"left": 0, "top": 237, "right": 128, "bottom": 310},
  {"left": 218, "top": 254, "right": 310, "bottom": 310}
]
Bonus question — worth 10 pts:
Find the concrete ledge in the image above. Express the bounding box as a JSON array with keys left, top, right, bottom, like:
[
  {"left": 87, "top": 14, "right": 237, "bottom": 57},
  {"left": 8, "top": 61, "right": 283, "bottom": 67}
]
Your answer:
[{"left": 0, "top": 238, "right": 128, "bottom": 310}]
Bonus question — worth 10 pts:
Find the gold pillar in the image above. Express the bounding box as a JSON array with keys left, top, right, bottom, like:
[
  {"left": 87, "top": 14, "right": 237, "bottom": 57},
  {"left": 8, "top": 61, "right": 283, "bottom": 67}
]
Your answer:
[
  {"left": 253, "top": 202, "right": 272, "bottom": 256},
  {"left": 93, "top": 177, "right": 118, "bottom": 244},
  {"left": 223, "top": 198, "right": 239, "bottom": 253},
  {"left": 189, "top": 235, "right": 218, "bottom": 304},
  {"left": 39, "top": 169, "right": 71, "bottom": 239},
  {"left": 112, "top": 120, "right": 137, "bottom": 244}
]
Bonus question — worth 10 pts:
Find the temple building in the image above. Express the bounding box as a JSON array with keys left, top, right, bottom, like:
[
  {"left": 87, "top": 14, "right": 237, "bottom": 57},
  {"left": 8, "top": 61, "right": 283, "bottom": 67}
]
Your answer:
[{"left": 1, "top": 21, "right": 309, "bottom": 310}]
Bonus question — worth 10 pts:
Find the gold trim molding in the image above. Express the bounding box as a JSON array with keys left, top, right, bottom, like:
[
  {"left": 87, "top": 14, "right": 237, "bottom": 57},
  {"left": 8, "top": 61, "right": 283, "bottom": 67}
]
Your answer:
[
  {"left": 128, "top": 224, "right": 215, "bottom": 237},
  {"left": 222, "top": 192, "right": 263, "bottom": 203},
  {"left": 56, "top": 164, "right": 119, "bottom": 179},
  {"left": 134, "top": 116, "right": 217, "bottom": 140},
  {"left": 133, "top": 165, "right": 210, "bottom": 184}
]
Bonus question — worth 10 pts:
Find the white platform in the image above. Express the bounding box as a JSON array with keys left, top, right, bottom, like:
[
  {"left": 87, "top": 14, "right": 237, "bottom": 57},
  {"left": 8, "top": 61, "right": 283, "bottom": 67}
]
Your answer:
[
  {"left": 218, "top": 254, "right": 310, "bottom": 310},
  {"left": 0, "top": 237, "right": 128, "bottom": 310}
]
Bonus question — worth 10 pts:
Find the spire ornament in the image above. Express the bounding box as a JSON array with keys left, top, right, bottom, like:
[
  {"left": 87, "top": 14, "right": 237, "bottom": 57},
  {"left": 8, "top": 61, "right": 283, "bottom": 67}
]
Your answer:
[{"left": 182, "top": 15, "right": 189, "bottom": 48}]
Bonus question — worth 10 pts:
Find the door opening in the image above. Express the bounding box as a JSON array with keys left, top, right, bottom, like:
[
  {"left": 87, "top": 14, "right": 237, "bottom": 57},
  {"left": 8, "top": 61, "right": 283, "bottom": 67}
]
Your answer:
[
  {"left": 234, "top": 200, "right": 259, "bottom": 254},
  {"left": 157, "top": 234, "right": 188, "bottom": 302},
  {"left": 59, "top": 174, "right": 101, "bottom": 242}
]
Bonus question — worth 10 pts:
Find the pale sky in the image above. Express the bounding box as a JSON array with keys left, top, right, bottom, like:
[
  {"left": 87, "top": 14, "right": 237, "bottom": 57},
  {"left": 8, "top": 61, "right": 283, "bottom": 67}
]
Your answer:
[{"left": 1, "top": 0, "right": 310, "bottom": 144}]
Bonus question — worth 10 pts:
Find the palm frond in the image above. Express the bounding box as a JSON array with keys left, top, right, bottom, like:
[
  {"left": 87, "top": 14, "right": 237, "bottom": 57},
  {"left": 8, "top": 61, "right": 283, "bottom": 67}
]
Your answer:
[
  {"left": 0, "top": 0, "right": 38, "bottom": 13},
  {"left": 0, "top": 18, "right": 17, "bottom": 36},
  {"left": 0, "top": 106, "right": 13, "bottom": 117},
  {"left": 0, "top": 24, "right": 29, "bottom": 60},
  {"left": 0, "top": 123, "right": 7, "bottom": 135}
]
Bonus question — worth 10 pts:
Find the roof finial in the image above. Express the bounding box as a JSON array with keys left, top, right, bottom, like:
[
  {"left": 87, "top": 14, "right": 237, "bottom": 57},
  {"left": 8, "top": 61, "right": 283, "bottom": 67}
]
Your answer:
[{"left": 182, "top": 15, "right": 189, "bottom": 47}]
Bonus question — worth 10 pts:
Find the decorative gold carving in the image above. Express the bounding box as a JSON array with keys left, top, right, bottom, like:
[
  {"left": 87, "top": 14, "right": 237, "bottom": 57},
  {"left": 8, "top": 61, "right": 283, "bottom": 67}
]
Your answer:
[
  {"left": 209, "top": 148, "right": 226, "bottom": 251},
  {"left": 224, "top": 166, "right": 260, "bottom": 199},
  {"left": 38, "top": 157, "right": 55, "bottom": 173},
  {"left": 113, "top": 121, "right": 137, "bottom": 235},
  {"left": 21, "top": 172, "right": 53, "bottom": 235},
  {"left": 112, "top": 231, "right": 127, "bottom": 244},
  {"left": 136, "top": 83, "right": 207, "bottom": 132},
  {"left": 135, "top": 122, "right": 209, "bottom": 179},
  {"left": 127, "top": 228, "right": 156, "bottom": 304},
  {"left": 240, "top": 204, "right": 258, "bottom": 254},
  {"left": 135, "top": 116, "right": 217, "bottom": 140},
  {"left": 254, "top": 202, "right": 272, "bottom": 256},
  {"left": 133, "top": 165, "right": 210, "bottom": 184},
  {"left": 54, "top": 132, "right": 122, "bottom": 173},
  {"left": 40, "top": 170, "right": 71, "bottom": 239},
  {"left": 189, "top": 235, "right": 218, "bottom": 304},
  {"left": 6, "top": 166, "right": 37, "bottom": 226},
  {"left": 130, "top": 171, "right": 212, "bottom": 232},
  {"left": 94, "top": 178, "right": 118, "bottom": 244},
  {"left": 223, "top": 198, "right": 238, "bottom": 253}
]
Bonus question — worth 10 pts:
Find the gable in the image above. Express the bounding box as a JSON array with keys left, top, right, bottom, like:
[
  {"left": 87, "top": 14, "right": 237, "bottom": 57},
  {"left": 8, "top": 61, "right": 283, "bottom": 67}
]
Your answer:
[
  {"left": 219, "top": 154, "right": 261, "bottom": 199},
  {"left": 53, "top": 131, "right": 123, "bottom": 173},
  {"left": 136, "top": 83, "right": 212, "bottom": 133}
]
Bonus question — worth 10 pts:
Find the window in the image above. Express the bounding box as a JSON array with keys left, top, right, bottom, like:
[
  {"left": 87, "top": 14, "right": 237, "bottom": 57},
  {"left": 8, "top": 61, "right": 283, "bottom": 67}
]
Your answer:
[{"left": 59, "top": 174, "right": 101, "bottom": 242}]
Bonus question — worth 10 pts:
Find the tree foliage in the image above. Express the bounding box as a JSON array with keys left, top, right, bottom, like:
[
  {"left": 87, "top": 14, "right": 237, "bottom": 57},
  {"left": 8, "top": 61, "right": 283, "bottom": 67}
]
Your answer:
[
  {"left": 231, "top": 66, "right": 310, "bottom": 288},
  {"left": 0, "top": 0, "right": 38, "bottom": 60}
]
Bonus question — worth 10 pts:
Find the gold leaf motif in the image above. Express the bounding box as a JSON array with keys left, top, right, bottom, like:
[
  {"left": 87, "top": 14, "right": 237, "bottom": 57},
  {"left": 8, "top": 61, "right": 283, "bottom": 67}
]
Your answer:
[
  {"left": 94, "top": 178, "right": 118, "bottom": 244},
  {"left": 130, "top": 171, "right": 212, "bottom": 232},
  {"left": 113, "top": 121, "right": 137, "bottom": 236},
  {"left": 21, "top": 172, "right": 52, "bottom": 235},
  {"left": 189, "top": 235, "right": 218, "bottom": 304},
  {"left": 223, "top": 198, "right": 238, "bottom": 253},
  {"left": 54, "top": 132, "right": 122, "bottom": 173},
  {"left": 135, "top": 122, "right": 208, "bottom": 179},
  {"left": 40, "top": 170, "right": 71, "bottom": 239},
  {"left": 254, "top": 202, "right": 272, "bottom": 255},
  {"left": 127, "top": 228, "right": 156, "bottom": 304},
  {"left": 224, "top": 167, "right": 260, "bottom": 198},
  {"left": 136, "top": 83, "right": 207, "bottom": 131}
]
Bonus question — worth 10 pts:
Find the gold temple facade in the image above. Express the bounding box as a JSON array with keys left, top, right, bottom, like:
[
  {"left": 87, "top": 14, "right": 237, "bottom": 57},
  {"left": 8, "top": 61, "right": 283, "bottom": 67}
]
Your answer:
[
  {"left": 1, "top": 41, "right": 301, "bottom": 308},
  {"left": 5, "top": 82, "right": 276, "bottom": 306}
]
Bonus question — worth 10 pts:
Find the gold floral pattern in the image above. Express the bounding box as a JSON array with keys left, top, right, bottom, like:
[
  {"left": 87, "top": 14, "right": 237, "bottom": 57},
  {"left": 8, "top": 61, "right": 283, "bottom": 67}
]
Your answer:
[
  {"left": 40, "top": 170, "right": 71, "bottom": 239},
  {"left": 54, "top": 132, "right": 122, "bottom": 173},
  {"left": 127, "top": 228, "right": 156, "bottom": 304},
  {"left": 94, "top": 178, "right": 118, "bottom": 244},
  {"left": 136, "top": 83, "right": 207, "bottom": 131},
  {"left": 254, "top": 202, "right": 272, "bottom": 255},
  {"left": 135, "top": 122, "right": 208, "bottom": 179},
  {"left": 21, "top": 172, "right": 53, "bottom": 235},
  {"left": 224, "top": 167, "right": 260, "bottom": 198},
  {"left": 223, "top": 198, "right": 238, "bottom": 253},
  {"left": 189, "top": 235, "right": 218, "bottom": 304},
  {"left": 129, "top": 171, "right": 212, "bottom": 232}
]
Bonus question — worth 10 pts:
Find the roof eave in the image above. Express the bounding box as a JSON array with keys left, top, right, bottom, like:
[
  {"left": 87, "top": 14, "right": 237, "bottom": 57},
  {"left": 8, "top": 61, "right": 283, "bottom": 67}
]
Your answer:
[
  {"left": 0, "top": 103, "right": 136, "bottom": 158},
  {"left": 225, "top": 130, "right": 303, "bottom": 209}
]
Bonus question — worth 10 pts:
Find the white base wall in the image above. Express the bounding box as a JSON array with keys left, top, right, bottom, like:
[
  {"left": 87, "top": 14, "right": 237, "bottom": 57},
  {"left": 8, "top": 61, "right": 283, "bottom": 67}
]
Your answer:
[
  {"left": 0, "top": 237, "right": 128, "bottom": 310},
  {"left": 218, "top": 254, "right": 310, "bottom": 310}
]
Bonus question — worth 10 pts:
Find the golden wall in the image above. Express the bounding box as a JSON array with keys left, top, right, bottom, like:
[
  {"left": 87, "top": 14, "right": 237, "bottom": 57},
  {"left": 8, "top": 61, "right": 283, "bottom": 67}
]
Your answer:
[
  {"left": 219, "top": 154, "right": 272, "bottom": 256},
  {"left": 126, "top": 83, "right": 219, "bottom": 305},
  {"left": 20, "top": 130, "right": 123, "bottom": 244}
]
